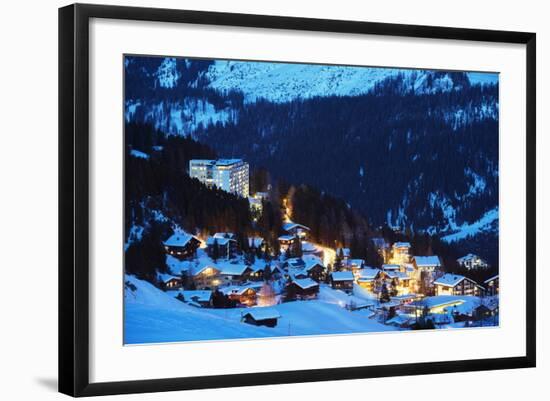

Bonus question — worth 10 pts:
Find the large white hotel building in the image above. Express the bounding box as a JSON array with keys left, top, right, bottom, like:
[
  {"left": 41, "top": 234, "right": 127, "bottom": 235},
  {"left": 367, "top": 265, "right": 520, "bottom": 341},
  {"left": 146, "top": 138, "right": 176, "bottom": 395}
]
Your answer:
[{"left": 189, "top": 159, "right": 249, "bottom": 198}]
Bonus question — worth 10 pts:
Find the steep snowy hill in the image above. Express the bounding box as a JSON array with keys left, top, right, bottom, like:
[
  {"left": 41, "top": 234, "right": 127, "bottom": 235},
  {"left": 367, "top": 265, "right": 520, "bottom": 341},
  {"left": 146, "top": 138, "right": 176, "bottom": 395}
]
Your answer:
[
  {"left": 205, "top": 60, "right": 448, "bottom": 103},
  {"left": 124, "top": 275, "right": 397, "bottom": 344}
]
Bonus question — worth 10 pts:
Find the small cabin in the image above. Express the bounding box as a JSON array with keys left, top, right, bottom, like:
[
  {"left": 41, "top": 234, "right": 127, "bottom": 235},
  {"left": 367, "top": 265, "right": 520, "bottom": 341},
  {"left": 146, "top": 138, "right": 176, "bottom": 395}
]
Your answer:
[
  {"left": 278, "top": 234, "right": 296, "bottom": 251},
  {"left": 282, "top": 221, "right": 310, "bottom": 240},
  {"left": 288, "top": 278, "right": 319, "bottom": 299},
  {"left": 330, "top": 271, "right": 355, "bottom": 291},
  {"left": 206, "top": 235, "right": 237, "bottom": 260},
  {"left": 248, "top": 264, "right": 267, "bottom": 281},
  {"left": 163, "top": 231, "right": 201, "bottom": 260},
  {"left": 158, "top": 273, "right": 183, "bottom": 290},
  {"left": 304, "top": 259, "right": 326, "bottom": 282},
  {"left": 434, "top": 273, "right": 483, "bottom": 296},
  {"left": 181, "top": 290, "right": 213, "bottom": 307},
  {"left": 220, "top": 286, "right": 257, "bottom": 306},
  {"left": 217, "top": 263, "right": 253, "bottom": 285},
  {"left": 242, "top": 308, "right": 281, "bottom": 328},
  {"left": 346, "top": 258, "right": 364, "bottom": 272},
  {"left": 484, "top": 274, "right": 499, "bottom": 296}
]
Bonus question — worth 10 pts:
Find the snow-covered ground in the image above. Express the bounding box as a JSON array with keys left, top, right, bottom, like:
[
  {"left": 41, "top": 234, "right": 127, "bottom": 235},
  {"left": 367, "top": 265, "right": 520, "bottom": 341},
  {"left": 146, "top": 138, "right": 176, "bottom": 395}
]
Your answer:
[{"left": 124, "top": 275, "right": 398, "bottom": 345}]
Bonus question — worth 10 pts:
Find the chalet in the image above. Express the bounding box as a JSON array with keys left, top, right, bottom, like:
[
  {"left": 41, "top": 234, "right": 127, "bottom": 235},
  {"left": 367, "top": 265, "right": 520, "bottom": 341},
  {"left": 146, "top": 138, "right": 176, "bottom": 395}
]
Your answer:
[
  {"left": 434, "top": 273, "right": 483, "bottom": 296},
  {"left": 278, "top": 234, "right": 295, "bottom": 251},
  {"left": 192, "top": 264, "right": 221, "bottom": 289},
  {"left": 330, "top": 271, "right": 355, "bottom": 291},
  {"left": 206, "top": 234, "right": 237, "bottom": 259},
  {"left": 163, "top": 231, "right": 201, "bottom": 259},
  {"left": 391, "top": 242, "right": 411, "bottom": 265},
  {"left": 158, "top": 273, "right": 183, "bottom": 290},
  {"left": 288, "top": 278, "right": 319, "bottom": 299},
  {"left": 220, "top": 285, "right": 257, "bottom": 306},
  {"left": 457, "top": 253, "right": 489, "bottom": 270},
  {"left": 303, "top": 256, "right": 326, "bottom": 282},
  {"left": 484, "top": 274, "right": 499, "bottom": 296},
  {"left": 356, "top": 268, "right": 381, "bottom": 292},
  {"left": 181, "top": 290, "right": 213, "bottom": 307},
  {"left": 242, "top": 307, "right": 281, "bottom": 328},
  {"left": 248, "top": 264, "right": 267, "bottom": 281},
  {"left": 412, "top": 256, "right": 442, "bottom": 293},
  {"left": 217, "top": 262, "right": 252, "bottom": 285},
  {"left": 383, "top": 270, "right": 412, "bottom": 295},
  {"left": 282, "top": 221, "right": 310, "bottom": 239}
]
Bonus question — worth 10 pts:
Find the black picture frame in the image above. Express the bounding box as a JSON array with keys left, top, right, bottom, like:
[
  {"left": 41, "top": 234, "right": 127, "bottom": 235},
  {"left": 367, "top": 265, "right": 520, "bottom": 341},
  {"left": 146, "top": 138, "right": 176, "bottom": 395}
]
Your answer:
[{"left": 59, "top": 3, "right": 536, "bottom": 397}]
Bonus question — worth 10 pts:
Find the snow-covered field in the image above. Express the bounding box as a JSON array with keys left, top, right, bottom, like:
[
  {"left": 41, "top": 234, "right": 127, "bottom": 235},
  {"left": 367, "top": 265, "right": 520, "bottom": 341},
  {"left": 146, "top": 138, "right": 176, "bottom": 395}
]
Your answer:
[{"left": 124, "top": 275, "right": 398, "bottom": 345}]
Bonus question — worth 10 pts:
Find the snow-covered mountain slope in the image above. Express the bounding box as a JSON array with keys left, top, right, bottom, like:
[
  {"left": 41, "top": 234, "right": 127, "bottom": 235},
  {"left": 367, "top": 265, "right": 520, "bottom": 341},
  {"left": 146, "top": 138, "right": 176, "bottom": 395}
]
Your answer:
[
  {"left": 205, "top": 60, "right": 491, "bottom": 103},
  {"left": 125, "top": 56, "right": 498, "bottom": 136},
  {"left": 124, "top": 275, "right": 397, "bottom": 344}
]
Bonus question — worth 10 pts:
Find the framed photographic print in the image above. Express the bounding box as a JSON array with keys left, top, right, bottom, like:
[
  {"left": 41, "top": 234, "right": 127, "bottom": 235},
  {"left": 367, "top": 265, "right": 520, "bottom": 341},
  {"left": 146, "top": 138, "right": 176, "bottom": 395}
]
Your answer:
[{"left": 59, "top": 3, "right": 536, "bottom": 397}]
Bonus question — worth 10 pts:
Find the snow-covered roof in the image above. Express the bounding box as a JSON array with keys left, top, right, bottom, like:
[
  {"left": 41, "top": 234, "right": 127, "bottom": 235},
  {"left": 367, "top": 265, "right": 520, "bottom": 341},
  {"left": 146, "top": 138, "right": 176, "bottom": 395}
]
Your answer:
[
  {"left": 278, "top": 234, "right": 295, "bottom": 241},
  {"left": 192, "top": 264, "right": 219, "bottom": 277},
  {"left": 413, "top": 255, "right": 441, "bottom": 267},
  {"left": 181, "top": 290, "right": 212, "bottom": 302},
  {"left": 219, "top": 285, "right": 256, "bottom": 296},
  {"left": 206, "top": 236, "right": 235, "bottom": 246},
  {"left": 304, "top": 256, "right": 324, "bottom": 271},
  {"left": 484, "top": 274, "right": 499, "bottom": 284},
  {"left": 243, "top": 307, "right": 281, "bottom": 321},
  {"left": 218, "top": 262, "right": 250, "bottom": 276},
  {"left": 282, "top": 221, "right": 310, "bottom": 232},
  {"left": 393, "top": 242, "right": 411, "bottom": 249},
  {"left": 292, "top": 278, "right": 319, "bottom": 290},
  {"left": 331, "top": 271, "right": 355, "bottom": 281},
  {"left": 382, "top": 264, "right": 401, "bottom": 271},
  {"left": 214, "top": 232, "right": 235, "bottom": 239},
  {"left": 157, "top": 273, "right": 180, "bottom": 283},
  {"left": 163, "top": 231, "right": 198, "bottom": 247},
  {"left": 434, "top": 273, "right": 469, "bottom": 287},
  {"left": 384, "top": 270, "right": 410, "bottom": 280},
  {"left": 286, "top": 257, "right": 305, "bottom": 267},
  {"left": 357, "top": 268, "right": 380, "bottom": 281}
]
